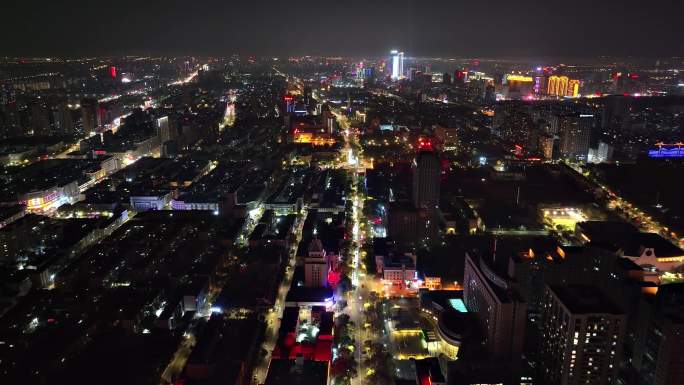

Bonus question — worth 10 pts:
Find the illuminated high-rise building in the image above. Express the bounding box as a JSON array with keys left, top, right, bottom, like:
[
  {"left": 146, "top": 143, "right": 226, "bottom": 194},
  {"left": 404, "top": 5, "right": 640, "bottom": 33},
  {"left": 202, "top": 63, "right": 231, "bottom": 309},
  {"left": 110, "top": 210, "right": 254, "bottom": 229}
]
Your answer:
[
  {"left": 538, "top": 133, "right": 555, "bottom": 160},
  {"left": 284, "top": 95, "right": 294, "bottom": 114},
  {"left": 567, "top": 79, "right": 580, "bottom": 97},
  {"left": 463, "top": 253, "right": 527, "bottom": 362},
  {"left": 548, "top": 76, "right": 580, "bottom": 97},
  {"left": 47, "top": 95, "right": 74, "bottom": 135},
  {"left": 156, "top": 115, "right": 175, "bottom": 143},
  {"left": 610, "top": 71, "right": 639, "bottom": 94},
  {"left": 356, "top": 61, "right": 364, "bottom": 79},
  {"left": 434, "top": 125, "right": 459, "bottom": 152},
  {"left": 559, "top": 113, "right": 592, "bottom": 162},
  {"left": 601, "top": 95, "right": 631, "bottom": 130},
  {"left": 505, "top": 74, "right": 535, "bottom": 99},
  {"left": 412, "top": 138, "right": 440, "bottom": 210},
  {"left": 547, "top": 76, "right": 558, "bottom": 95},
  {"left": 535, "top": 74, "right": 548, "bottom": 94},
  {"left": 454, "top": 69, "right": 466, "bottom": 85},
  {"left": 633, "top": 284, "right": 684, "bottom": 385},
  {"left": 391, "top": 50, "right": 399, "bottom": 78},
  {"left": 0, "top": 103, "right": 23, "bottom": 138},
  {"left": 442, "top": 72, "right": 452, "bottom": 85},
  {"left": 539, "top": 285, "right": 624, "bottom": 385},
  {"left": 80, "top": 97, "right": 100, "bottom": 135},
  {"left": 548, "top": 75, "right": 569, "bottom": 97},
  {"left": 321, "top": 109, "right": 335, "bottom": 134},
  {"left": 390, "top": 50, "right": 404, "bottom": 80},
  {"left": 29, "top": 98, "right": 50, "bottom": 136}
]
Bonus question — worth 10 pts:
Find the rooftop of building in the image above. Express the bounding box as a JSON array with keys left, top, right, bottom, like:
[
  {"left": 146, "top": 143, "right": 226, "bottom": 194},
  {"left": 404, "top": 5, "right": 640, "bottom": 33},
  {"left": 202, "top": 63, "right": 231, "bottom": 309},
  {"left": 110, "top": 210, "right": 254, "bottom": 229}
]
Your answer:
[
  {"left": 297, "top": 210, "right": 344, "bottom": 257},
  {"left": 50, "top": 329, "right": 180, "bottom": 385},
  {"left": 285, "top": 284, "right": 334, "bottom": 304},
  {"left": 622, "top": 232, "right": 684, "bottom": 257},
  {"left": 308, "top": 238, "right": 324, "bottom": 253},
  {"left": 183, "top": 360, "right": 244, "bottom": 385},
  {"left": 466, "top": 252, "right": 524, "bottom": 305},
  {"left": 443, "top": 164, "right": 596, "bottom": 208},
  {"left": 388, "top": 200, "right": 422, "bottom": 213},
  {"left": 264, "top": 359, "right": 329, "bottom": 385},
  {"left": 419, "top": 289, "right": 466, "bottom": 313},
  {"left": 576, "top": 220, "right": 638, "bottom": 239},
  {"left": 507, "top": 236, "right": 563, "bottom": 264},
  {"left": 0, "top": 135, "right": 73, "bottom": 148},
  {"left": 438, "top": 309, "right": 479, "bottom": 344},
  {"left": 213, "top": 254, "right": 283, "bottom": 309},
  {"left": 578, "top": 221, "right": 684, "bottom": 257},
  {"left": 0, "top": 213, "right": 114, "bottom": 268},
  {"left": 548, "top": 285, "right": 623, "bottom": 315},
  {"left": 188, "top": 313, "right": 263, "bottom": 364},
  {"left": 446, "top": 359, "right": 520, "bottom": 385},
  {"left": 0, "top": 159, "right": 102, "bottom": 200},
  {"left": 648, "top": 283, "right": 684, "bottom": 322},
  {"left": 373, "top": 237, "right": 411, "bottom": 257},
  {"left": 60, "top": 210, "right": 232, "bottom": 291}
]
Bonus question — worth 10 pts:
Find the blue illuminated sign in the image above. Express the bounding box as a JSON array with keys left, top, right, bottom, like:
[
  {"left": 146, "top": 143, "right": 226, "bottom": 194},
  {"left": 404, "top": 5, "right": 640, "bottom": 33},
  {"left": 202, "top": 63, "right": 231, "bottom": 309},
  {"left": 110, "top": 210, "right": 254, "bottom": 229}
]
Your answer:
[{"left": 648, "top": 148, "right": 684, "bottom": 158}]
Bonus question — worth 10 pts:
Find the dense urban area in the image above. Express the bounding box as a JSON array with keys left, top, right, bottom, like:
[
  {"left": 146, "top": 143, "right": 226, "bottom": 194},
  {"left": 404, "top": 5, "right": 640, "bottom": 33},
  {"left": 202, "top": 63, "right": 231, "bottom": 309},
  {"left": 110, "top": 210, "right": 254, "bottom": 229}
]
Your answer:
[{"left": 1, "top": 53, "right": 684, "bottom": 385}]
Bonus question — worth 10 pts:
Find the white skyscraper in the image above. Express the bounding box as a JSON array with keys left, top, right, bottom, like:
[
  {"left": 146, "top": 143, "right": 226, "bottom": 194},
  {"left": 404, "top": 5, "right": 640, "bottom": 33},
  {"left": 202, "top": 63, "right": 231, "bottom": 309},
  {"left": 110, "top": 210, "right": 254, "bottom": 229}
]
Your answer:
[{"left": 390, "top": 50, "right": 404, "bottom": 80}]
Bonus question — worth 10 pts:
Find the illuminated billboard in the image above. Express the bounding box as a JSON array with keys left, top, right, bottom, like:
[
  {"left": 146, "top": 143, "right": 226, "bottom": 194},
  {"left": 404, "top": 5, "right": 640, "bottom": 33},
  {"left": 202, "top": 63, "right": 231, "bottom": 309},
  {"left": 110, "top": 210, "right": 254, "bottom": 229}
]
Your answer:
[
  {"left": 506, "top": 74, "right": 534, "bottom": 82},
  {"left": 648, "top": 143, "right": 684, "bottom": 158}
]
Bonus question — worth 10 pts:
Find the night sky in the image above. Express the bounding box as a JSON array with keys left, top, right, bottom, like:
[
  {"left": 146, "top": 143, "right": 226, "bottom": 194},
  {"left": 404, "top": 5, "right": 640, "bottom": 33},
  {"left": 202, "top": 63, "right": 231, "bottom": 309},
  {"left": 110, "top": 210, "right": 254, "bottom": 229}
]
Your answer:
[{"left": 1, "top": 0, "right": 683, "bottom": 58}]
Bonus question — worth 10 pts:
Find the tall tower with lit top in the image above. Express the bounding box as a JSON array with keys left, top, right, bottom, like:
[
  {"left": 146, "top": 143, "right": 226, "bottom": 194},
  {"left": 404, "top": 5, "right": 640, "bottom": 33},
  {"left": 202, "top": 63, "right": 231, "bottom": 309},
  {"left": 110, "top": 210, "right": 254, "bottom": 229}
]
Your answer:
[{"left": 412, "top": 137, "right": 440, "bottom": 209}]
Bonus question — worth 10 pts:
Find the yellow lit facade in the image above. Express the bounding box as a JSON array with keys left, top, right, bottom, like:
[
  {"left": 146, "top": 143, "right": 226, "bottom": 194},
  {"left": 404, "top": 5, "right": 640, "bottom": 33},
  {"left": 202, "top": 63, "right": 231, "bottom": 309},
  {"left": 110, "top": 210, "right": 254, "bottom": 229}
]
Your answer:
[
  {"left": 439, "top": 340, "right": 459, "bottom": 360},
  {"left": 507, "top": 75, "right": 534, "bottom": 82},
  {"left": 293, "top": 132, "right": 336, "bottom": 146},
  {"left": 420, "top": 308, "right": 462, "bottom": 360},
  {"left": 548, "top": 75, "right": 568, "bottom": 96},
  {"left": 548, "top": 75, "right": 580, "bottom": 97},
  {"left": 568, "top": 79, "right": 580, "bottom": 97},
  {"left": 642, "top": 286, "right": 659, "bottom": 295},
  {"left": 23, "top": 190, "right": 64, "bottom": 214},
  {"left": 391, "top": 328, "right": 423, "bottom": 336},
  {"left": 425, "top": 336, "right": 458, "bottom": 360},
  {"left": 556, "top": 246, "right": 566, "bottom": 259},
  {"left": 657, "top": 256, "right": 684, "bottom": 263},
  {"left": 424, "top": 276, "right": 442, "bottom": 290}
]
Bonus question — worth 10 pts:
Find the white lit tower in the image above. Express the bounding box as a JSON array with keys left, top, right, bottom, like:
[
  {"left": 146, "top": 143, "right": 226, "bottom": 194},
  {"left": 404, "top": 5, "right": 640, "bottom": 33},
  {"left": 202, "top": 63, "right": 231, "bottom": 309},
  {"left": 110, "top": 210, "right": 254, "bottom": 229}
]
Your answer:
[{"left": 390, "top": 50, "right": 404, "bottom": 80}]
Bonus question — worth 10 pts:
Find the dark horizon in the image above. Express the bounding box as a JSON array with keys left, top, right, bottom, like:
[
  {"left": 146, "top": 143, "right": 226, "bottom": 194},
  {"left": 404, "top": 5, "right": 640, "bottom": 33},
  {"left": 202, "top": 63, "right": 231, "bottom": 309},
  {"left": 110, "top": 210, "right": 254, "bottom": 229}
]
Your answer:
[{"left": 2, "top": 0, "right": 683, "bottom": 58}]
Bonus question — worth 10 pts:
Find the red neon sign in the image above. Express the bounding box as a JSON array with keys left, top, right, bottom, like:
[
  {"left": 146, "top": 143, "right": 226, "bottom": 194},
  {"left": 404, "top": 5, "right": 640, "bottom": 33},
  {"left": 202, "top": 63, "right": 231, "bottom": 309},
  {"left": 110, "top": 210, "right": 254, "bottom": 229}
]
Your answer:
[{"left": 417, "top": 137, "right": 434, "bottom": 151}]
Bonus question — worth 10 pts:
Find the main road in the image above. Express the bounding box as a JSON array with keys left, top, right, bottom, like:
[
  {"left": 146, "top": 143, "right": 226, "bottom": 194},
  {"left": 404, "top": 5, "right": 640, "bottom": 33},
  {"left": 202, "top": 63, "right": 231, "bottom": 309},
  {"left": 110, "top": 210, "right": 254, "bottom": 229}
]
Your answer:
[{"left": 332, "top": 106, "right": 383, "bottom": 385}]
